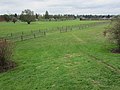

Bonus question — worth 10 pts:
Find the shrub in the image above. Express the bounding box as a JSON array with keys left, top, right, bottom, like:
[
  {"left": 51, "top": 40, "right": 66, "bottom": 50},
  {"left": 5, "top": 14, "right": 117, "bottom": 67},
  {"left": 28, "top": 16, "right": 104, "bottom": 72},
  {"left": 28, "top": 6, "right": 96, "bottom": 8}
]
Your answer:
[
  {"left": 104, "top": 16, "right": 120, "bottom": 53},
  {"left": 0, "top": 39, "right": 15, "bottom": 72}
]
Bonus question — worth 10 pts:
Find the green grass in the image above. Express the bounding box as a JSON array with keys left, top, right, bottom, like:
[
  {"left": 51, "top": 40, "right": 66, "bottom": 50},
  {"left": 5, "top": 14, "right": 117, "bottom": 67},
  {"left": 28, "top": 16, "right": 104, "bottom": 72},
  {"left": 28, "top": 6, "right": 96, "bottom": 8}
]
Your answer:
[
  {"left": 0, "top": 20, "right": 120, "bottom": 90},
  {"left": 0, "top": 20, "right": 105, "bottom": 36}
]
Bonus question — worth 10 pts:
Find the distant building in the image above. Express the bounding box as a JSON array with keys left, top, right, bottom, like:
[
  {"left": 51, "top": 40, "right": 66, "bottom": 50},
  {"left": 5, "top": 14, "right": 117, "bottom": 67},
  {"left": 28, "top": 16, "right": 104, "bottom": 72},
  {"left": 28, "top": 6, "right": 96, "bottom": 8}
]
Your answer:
[
  {"left": 79, "top": 17, "right": 86, "bottom": 20},
  {"left": 0, "top": 16, "right": 5, "bottom": 22}
]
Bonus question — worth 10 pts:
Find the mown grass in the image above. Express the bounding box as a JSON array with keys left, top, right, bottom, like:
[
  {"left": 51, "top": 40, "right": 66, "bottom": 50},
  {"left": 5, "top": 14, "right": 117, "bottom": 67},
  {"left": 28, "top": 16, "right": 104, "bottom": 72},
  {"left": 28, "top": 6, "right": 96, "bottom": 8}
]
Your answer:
[
  {"left": 0, "top": 20, "right": 120, "bottom": 90},
  {"left": 0, "top": 20, "right": 105, "bottom": 35}
]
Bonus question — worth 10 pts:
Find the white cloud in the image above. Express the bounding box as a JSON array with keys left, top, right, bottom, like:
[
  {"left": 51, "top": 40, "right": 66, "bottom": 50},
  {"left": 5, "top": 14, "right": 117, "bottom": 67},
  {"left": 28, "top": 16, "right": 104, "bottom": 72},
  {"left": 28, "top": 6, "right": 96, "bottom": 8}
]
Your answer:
[{"left": 0, "top": 0, "right": 120, "bottom": 15}]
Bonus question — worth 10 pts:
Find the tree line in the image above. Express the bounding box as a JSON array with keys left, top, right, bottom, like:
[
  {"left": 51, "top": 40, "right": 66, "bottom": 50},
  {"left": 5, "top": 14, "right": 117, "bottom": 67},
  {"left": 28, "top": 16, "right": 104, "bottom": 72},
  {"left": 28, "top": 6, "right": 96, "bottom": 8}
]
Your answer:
[{"left": 0, "top": 9, "right": 114, "bottom": 24}]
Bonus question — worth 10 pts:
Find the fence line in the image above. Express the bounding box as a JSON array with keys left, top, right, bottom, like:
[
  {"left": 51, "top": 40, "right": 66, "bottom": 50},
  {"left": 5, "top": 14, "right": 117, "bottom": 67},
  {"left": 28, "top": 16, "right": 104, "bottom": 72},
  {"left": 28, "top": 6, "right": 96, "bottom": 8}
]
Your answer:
[{"left": 0, "top": 22, "right": 109, "bottom": 42}]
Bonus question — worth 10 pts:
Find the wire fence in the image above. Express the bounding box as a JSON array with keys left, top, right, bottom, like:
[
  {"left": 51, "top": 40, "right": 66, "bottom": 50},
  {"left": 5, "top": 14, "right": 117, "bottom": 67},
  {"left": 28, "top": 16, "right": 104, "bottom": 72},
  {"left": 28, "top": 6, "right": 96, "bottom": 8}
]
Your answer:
[{"left": 0, "top": 21, "right": 109, "bottom": 42}]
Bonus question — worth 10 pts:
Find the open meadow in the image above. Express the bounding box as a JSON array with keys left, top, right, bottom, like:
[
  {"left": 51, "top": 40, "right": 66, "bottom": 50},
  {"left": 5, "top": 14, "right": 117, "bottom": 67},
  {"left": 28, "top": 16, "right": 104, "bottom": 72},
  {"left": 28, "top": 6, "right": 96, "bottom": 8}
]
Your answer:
[{"left": 0, "top": 20, "right": 120, "bottom": 90}]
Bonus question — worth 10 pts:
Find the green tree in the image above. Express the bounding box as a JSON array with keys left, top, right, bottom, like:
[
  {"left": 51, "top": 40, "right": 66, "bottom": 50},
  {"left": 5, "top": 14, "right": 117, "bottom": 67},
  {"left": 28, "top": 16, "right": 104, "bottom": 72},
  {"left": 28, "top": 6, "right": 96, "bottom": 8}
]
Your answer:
[
  {"left": 44, "top": 11, "right": 49, "bottom": 19},
  {"left": 36, "top": 13, "right": 39, "bottom": 19},
  {"left": 3, "top": 14, "right": 11, "bottom": 22},
  {"left": 12, "top": 17, "right": 17, "bottom": 23},
  {"left": 20, "top": 9, "right": 36, "bottom": 24},
  {"left": 14, "top": 13, "right": 18, "bottom": 18}
]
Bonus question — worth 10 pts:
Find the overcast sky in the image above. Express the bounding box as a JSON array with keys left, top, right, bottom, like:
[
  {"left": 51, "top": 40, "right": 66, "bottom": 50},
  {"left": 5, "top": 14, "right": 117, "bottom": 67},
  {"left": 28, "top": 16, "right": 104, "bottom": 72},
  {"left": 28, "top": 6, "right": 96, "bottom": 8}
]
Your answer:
[{"left": 0, "top": 0, "right": 120, "bottom": 15}]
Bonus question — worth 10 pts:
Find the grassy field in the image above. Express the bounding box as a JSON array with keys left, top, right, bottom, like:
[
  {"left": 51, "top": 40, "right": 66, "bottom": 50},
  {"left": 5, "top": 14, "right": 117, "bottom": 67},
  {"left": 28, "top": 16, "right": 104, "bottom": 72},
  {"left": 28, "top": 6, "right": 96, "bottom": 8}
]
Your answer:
[
  {"left": 0, "top": 20, "right": 120, "bottom": 90},
  {"left": 0, "top": 20, "right": 105, "bottom": 36}
]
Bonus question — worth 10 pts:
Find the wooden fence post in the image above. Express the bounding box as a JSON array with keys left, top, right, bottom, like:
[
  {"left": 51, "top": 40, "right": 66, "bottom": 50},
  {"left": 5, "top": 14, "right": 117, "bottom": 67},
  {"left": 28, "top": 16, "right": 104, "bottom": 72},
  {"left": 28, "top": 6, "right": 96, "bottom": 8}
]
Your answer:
[
  {"left": 44, "top": 31, "right": 46, "bottom": 36},
  {"left": 11, "top": 33, "right": 13, "bottom": 37},
  {"left": 34, "top": 34, "right": 36, "bottom": 38},
  {"left": 21, "top": 35, "right": 23, "bottom": 41},
  {"left": 39, "top": 29, "right": 41, "bottom": 33},
  {"left": 31, "top": 30, "right": 33, "bottom": 34},
  {"left": 22, "top": 32, "right": 24, "bottom": 35},
  {"left": 66, "top": 27, "right": 67, "bottom": 32}
]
